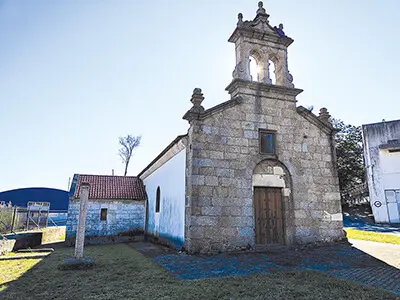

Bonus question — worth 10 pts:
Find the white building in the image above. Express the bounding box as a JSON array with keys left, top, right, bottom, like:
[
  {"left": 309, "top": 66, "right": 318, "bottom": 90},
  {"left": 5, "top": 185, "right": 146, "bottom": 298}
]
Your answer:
[{"left": 362, "top": 119, "right": 400, "bottom": 223}]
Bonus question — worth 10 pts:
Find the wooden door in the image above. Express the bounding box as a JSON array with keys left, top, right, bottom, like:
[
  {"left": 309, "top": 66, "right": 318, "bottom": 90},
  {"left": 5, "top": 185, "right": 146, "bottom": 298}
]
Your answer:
[{"left": 254, "top": 187, "right": 284, "bottom": 244}]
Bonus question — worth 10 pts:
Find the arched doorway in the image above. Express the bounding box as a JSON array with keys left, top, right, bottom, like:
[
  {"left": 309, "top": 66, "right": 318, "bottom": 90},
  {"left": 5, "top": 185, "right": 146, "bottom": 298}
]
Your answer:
[{"left": 252, "top": 159, "right": 292, "bottom": 245}]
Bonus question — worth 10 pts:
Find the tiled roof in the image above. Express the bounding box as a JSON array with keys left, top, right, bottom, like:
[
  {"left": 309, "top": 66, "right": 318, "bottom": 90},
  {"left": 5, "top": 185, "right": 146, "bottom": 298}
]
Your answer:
[{"left": 69, "top": 174, "right": 146, "bottom": 200}]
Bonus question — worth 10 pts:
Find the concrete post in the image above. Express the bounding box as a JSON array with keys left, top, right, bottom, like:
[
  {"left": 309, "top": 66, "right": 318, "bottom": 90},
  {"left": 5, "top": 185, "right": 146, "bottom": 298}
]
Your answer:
[{"left": 74, "top": 182, "right": 90, "bottom": 259}]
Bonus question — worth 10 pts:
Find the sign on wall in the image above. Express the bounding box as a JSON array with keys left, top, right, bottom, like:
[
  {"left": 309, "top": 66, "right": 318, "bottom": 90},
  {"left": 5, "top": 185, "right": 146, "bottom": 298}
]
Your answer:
[{"left": 27, "top": 201, "right": 51, "bottom": 211}]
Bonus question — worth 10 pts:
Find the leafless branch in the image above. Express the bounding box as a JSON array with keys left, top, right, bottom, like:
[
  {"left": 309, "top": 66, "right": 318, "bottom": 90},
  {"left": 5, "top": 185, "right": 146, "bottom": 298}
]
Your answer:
[{"left": 118, "top": 135, "right": 142, "bottom": 176}]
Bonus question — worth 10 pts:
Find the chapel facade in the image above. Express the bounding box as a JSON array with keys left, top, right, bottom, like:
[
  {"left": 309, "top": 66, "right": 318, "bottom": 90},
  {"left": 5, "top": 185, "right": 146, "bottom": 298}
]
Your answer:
[{"left": 140, "top": 2, "right": 345, "bottom": 253}]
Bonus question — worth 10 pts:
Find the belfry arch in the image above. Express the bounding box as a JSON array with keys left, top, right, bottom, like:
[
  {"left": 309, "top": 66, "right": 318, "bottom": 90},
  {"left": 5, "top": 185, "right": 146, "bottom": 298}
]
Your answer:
[{"left": 229, "top": 1, "right": 295, "bottom": 87}]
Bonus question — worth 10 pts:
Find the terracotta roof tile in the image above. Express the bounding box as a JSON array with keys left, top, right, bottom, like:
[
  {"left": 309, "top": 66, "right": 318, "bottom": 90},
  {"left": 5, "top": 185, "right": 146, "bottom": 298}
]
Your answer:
[{"left": 70, "top": 174, "right": 146, "bottom": 200}]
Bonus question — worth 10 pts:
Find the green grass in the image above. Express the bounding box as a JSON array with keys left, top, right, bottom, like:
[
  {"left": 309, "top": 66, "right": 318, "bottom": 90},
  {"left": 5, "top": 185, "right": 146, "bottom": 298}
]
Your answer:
[
  {"left": 0, "top": 257, "right": 43, "bottom": 292},
  {"left": 345, "top": 228, "right": 400, "bottom": 244},
  {"left": 0, "top": 243, "right": 398, "bottom": 300},
  {"left": 2, "top": 251, "right": 51, "bottom": 258}
]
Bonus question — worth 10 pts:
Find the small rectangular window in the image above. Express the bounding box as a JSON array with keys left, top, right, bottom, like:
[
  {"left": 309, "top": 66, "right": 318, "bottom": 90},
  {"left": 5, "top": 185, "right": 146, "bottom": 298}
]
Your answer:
[
  {"left": 259, "top": 130, "right": 276, "bottom": 154},
  {"left": 100, "top": 208, "right": 107, "bottom": 221}
]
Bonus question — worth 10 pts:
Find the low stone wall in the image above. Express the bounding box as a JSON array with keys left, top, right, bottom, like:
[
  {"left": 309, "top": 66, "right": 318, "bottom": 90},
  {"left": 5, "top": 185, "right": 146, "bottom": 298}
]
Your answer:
[
  {"left": 0, "top": 239, "right": 16, "bottom": 255},
  {"left": 41, "top": 226, "right": 66, "bottom": 244},
  {"left": 0, "top": 226, "right": 66, "bottom": 254},
  {"left": 3, "top": 232, "right": 43, "bottom": 251}
]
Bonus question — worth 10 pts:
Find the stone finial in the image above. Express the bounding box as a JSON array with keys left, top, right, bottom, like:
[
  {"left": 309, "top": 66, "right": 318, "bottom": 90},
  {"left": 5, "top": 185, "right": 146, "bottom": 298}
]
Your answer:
[
  {"left": 257, "top": 1, "right": 266, "bottom": 15},
  {"left": 183, "top": 88, "right": 205, "bottom": 121},
  {"left": 237, "top": 13, "right": 243, "bottom": 26},
  {"left": 319, "top": 107, "right": 331, "bottom": 123},
  {"left": 191, "top": 88, "right": 204, "bottom": 107}
]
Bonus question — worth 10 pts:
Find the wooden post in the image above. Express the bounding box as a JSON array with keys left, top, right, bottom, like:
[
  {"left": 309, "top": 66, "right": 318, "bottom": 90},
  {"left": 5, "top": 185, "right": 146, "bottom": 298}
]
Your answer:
[
  {"left": 37, "top": 208, "right": 41, "bottom": 229},
  {"left": 10, "top": 206, "right": 17, "bottom": 233}
]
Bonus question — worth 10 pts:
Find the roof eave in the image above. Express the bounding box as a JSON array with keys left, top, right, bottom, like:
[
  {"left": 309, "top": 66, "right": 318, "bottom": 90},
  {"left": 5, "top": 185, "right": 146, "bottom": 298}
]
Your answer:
[
  {"left": 225, "top": 78, "right": 303, "bottom": 97},
  {"left": 228, "top": 27, "right": 293, "bottom": 47}
]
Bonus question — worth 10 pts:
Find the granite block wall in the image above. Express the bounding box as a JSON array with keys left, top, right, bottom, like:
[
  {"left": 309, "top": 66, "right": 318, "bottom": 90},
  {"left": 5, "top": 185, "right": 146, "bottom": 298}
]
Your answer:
[{"left": 184, "top": 81, "right": 344, "bottom": 253}]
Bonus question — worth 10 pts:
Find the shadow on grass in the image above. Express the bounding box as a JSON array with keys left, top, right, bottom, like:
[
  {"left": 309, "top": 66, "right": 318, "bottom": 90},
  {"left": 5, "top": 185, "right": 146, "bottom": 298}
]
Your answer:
[{"left": 1, "top": 241, "right": 399, "bottom": 300}]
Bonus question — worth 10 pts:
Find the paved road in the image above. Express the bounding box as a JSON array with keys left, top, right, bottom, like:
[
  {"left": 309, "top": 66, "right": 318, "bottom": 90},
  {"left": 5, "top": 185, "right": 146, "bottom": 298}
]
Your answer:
[{"left": 350, "top": 239, "right": 400, "bottom": 268}]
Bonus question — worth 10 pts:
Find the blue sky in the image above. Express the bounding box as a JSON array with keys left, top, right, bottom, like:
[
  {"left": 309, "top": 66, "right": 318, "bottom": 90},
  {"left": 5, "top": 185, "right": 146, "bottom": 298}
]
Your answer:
[{"left": 0, "top": 0, "right": 399, "bottom": 192}]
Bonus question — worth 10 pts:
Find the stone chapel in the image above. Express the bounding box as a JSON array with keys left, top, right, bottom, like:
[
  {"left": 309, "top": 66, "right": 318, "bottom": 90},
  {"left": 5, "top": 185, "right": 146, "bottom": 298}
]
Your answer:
[{"left": 138, "top": 1, "right": 345, "bottom": 253}]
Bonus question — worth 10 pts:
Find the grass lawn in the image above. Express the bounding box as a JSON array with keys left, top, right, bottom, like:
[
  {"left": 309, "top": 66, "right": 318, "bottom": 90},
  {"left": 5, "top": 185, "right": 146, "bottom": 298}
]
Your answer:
[
  {"left": 0, "top": 256, "right": 44, "bottom": 292},
  {"left": 0, "top": 243, "right": 398, "bottom": 300},
  {"left": 345, "top": 228, "right": 400, "bottom": 244},
  {"left": 1, "top": 251, "right": 51, "bottom": 258}
]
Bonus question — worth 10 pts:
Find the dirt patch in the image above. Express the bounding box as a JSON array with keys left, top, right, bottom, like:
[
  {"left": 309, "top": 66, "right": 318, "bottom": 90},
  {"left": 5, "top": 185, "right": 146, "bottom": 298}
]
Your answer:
[{"left": 129, "top": 241, "right": 178, "bottom": 258}]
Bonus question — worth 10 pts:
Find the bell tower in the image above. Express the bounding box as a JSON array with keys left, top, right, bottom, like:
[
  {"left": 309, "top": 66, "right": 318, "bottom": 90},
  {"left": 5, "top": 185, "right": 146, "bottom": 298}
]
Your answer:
[{"left": 227, "top": 1, "right": 297, "bottom": 90}]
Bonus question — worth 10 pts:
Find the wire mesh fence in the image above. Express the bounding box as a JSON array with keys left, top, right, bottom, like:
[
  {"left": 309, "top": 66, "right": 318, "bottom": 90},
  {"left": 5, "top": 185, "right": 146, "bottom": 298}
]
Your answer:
[
  {"left": 0, "top": 203, "right": 24, "bottom": 234},
  {"left": 0, "top": 203, "right": 67, "bottom": 234}
]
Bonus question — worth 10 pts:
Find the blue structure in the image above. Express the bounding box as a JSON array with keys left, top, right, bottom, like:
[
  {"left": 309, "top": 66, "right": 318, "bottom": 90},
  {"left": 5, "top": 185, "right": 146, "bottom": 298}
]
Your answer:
[{"left": 0, "top": 187, "right": 69, "bottom": 210}]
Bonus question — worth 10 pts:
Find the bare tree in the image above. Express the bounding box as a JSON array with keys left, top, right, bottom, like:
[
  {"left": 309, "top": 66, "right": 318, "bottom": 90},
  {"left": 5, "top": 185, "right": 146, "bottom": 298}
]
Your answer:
[{"left": 118, "top": 135, "right": 141, "bottom": 176}]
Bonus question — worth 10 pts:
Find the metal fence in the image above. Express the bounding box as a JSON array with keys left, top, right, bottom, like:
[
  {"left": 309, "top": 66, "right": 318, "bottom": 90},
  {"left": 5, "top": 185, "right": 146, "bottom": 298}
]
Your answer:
[
  {"left": 341, "top": 182, "right": 369, "bottom": 206},
  {"left": 0, "top": 205, "right": 24, "bottom": 234},
  {"left": 0, "top": 205, "right": 67, "bottom": 234}
]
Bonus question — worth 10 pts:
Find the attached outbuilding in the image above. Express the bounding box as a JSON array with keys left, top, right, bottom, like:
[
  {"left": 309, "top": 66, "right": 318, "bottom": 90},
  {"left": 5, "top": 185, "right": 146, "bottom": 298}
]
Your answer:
[
  {"left": 65, "top": 174, "right": 146, "bottom": 245},
  {"left": 139, "top": 135, "right": 187, "bottom": 249}
]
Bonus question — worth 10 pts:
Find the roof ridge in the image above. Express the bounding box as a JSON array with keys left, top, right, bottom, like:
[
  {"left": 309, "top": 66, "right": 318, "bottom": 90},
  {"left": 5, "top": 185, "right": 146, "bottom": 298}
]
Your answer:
[
  {"left": 77, "top": 174, "right": 139, "bottom": 178},
  {"left": 71, "top": 173, "right": 146, "bottom": 200}
]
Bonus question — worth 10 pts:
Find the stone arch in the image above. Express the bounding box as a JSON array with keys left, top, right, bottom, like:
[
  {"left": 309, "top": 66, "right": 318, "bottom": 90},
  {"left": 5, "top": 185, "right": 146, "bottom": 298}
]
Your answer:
[
  {"left": 252, "top": 159, "right": 295, "bottom": 245},
  {"left": 267, "top": 54, "right": 279, "bottom": 85},
  {"left": 248, "top": 49, "right": 263, "bottom": 82},
  {"left": 246, "top": 47, "right": 283, "bottom": 85},
  {"left": 252, "top": 159, "right": 292, "bottom": 190}
]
